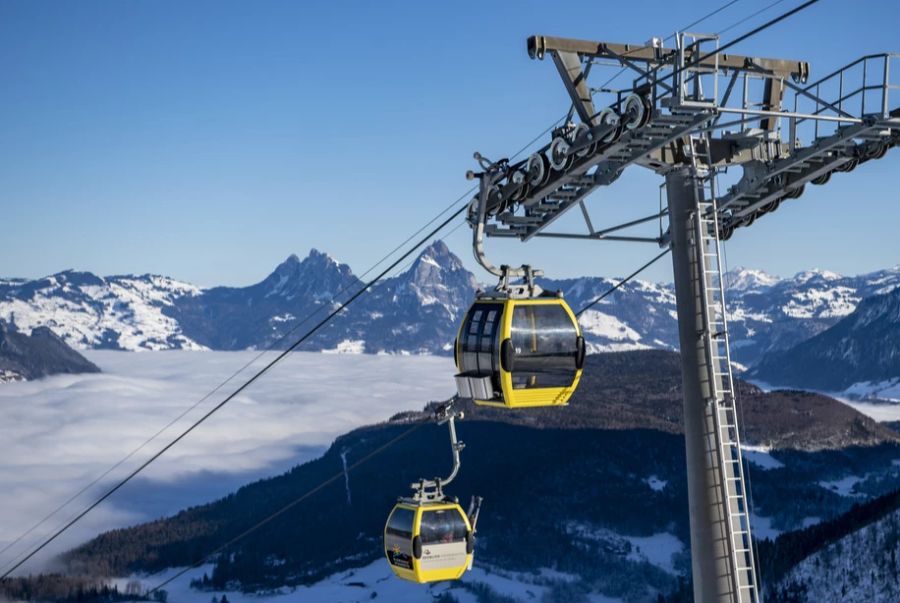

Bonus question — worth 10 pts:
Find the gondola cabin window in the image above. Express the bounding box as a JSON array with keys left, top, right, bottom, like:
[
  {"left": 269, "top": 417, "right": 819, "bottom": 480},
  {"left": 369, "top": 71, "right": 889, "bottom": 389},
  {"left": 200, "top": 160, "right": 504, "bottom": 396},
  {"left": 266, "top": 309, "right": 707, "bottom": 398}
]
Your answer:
[
  {"left": 420, "top": 508, "right": 468, "bottom": 545},
  {"left": 510, "top": 303, "right": 579, "bottom": 389},
  {"left": 459, "top": 304, "right": 502, "bottom": 377},
  {"left": 385, "top": 506, "right": 415, "bottom": 570}
]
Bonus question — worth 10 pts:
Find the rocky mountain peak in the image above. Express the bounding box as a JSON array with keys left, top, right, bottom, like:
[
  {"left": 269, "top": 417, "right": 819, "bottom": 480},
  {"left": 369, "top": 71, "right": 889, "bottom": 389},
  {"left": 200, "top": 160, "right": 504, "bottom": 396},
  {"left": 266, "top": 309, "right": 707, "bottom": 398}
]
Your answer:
[
  {"left": 394, "top": 240, "right": 478, "bottom": 312},
  {"left": 261, "top": 249, "right": 358, "bottom": 302}
]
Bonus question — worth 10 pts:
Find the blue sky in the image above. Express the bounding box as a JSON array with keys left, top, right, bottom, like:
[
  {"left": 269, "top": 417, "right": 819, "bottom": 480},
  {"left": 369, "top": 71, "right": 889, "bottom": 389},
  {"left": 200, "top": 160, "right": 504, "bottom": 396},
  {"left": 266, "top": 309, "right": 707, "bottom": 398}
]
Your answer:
[{"left": 0, "top": 0, "right": 897, "bottom": 286}]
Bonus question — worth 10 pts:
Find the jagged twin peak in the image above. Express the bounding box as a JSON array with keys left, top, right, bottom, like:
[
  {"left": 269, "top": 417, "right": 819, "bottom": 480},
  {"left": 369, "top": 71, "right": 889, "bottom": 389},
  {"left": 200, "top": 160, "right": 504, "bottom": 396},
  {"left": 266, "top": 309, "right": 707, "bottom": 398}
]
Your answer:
[
  {"left": 261, "top": 249, "right": 360, "bottom": 302},
  {"left": 0, "top": 242, "right": 479, "bottom": 353}
]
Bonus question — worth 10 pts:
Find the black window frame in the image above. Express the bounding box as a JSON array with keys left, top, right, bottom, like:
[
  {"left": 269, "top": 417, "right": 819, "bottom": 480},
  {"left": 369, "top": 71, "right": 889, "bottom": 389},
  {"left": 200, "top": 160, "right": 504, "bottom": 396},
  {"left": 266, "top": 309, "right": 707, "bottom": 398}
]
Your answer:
[{"left": 459, "top": 303, "right": 503, "bottom": 376}]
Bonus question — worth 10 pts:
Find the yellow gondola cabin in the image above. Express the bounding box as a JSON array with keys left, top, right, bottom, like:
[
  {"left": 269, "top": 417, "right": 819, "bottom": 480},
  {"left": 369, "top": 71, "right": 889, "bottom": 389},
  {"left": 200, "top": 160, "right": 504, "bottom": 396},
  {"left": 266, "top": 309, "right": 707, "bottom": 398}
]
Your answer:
[
  {"left": 454, "top": 293, "right": 585, "bottom": 408},
  {"left": 384, "top": 500, "right": 475, "bottom": 583}
]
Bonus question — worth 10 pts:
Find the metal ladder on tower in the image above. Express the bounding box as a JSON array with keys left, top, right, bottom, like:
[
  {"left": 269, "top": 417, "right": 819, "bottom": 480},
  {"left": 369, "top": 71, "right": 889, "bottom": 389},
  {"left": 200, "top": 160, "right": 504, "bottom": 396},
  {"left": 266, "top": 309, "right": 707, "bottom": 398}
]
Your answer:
[{"left": 687, "top": 131, "right": 760, "bottom": 603}]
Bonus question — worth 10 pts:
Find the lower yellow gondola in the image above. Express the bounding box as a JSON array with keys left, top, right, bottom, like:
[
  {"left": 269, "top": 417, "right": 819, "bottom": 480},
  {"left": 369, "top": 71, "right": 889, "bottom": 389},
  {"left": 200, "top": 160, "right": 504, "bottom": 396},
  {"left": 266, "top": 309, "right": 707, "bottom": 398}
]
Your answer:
[
  {"left": 384, "top": 500, "right": 474, "bottom": 583},
  {"left": 454, "top": 293, "right": 585, "bottom": 408}
]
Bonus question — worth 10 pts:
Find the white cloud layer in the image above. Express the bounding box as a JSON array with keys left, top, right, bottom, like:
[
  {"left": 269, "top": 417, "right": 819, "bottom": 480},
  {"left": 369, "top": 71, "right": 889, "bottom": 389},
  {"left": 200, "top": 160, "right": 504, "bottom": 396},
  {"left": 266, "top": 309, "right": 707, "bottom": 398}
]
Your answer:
[{"left": 0, "top": 350, "right": 454, "bottom": 574}]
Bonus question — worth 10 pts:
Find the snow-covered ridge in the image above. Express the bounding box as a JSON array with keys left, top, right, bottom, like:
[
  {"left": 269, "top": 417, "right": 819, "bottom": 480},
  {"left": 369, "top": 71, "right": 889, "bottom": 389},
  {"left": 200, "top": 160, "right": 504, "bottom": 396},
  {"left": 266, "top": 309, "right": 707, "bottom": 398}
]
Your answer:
[
  {"left": 2, "top": 245, "right": 898, "bottom": 364},
  {"left": 726, "top": 267, "right": 781, "bottom": 291},
  {"left": 0, "top": 272, "right": 205, "bottom": 351}
]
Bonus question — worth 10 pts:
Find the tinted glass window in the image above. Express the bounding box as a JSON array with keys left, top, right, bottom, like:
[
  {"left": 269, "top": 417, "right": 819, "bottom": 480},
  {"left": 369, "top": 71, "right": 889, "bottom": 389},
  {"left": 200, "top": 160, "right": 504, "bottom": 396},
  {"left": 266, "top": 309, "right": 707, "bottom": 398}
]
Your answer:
[
  {"left": 386, "top": 507, "right": 416, "bottom": 540},
  {"left": 419, "top": 508, "right": 468, "bottom": 545},
  {"left": 510, "top": 304, "right": 578, "bottom": 389},
  {"left": 459, "top": 303, "right": 502, "bottom": 376}
]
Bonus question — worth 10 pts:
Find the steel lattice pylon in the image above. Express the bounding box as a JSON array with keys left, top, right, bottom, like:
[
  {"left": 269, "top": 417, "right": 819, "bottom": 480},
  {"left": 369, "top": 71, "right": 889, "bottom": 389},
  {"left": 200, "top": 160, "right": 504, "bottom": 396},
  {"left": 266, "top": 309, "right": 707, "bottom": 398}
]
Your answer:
[{"left": 465, "top": 31, "right": 900, "bottom": 603}]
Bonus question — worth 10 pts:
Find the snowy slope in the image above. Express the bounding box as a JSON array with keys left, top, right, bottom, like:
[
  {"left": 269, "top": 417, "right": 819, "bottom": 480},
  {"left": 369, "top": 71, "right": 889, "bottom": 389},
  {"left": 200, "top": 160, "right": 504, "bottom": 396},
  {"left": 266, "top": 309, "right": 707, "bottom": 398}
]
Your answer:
[
  {"left": 119, "top": 560, "right": 576, "bottom": 603},
  {"left": 0, "top": 271, "right": 205, "bottom": 351},
  {"left": 775, "top": 508, "right": 900, "bottom": 602}
]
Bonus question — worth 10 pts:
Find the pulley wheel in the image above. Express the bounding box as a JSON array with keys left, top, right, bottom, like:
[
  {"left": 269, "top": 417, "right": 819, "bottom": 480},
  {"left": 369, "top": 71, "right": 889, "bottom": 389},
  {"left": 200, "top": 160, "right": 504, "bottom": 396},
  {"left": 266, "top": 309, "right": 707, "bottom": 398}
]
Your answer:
[
  {"left": 466, "top": 196, "right": 480, "bottom": 225},
  {"left": 486, "top": 185, "right": 505, "bottom": 215},
  {"left": 597, "top": 108, "right": 621, "bottom": 144},
  {"left": 526, "top": 152, "right": 551, "bottom": 187},
  {"left": 785, "top": 184, "right": 805, "bottom": 200},
  {"left": 622, "top": 94, "right": 647, "bottom": 131},
  {"left": 719, "top": 224, "right": 734, "bottom": 241},
  {"left": 867, "top": 143, "right": 888, "bottom": 160},
  {"left": 572, "top": 123, "right": 596, "bottom": 158},
  {"left": 811, "top": 171, "right": 832, "bottom": 186},
  {"left": 760, "top": 198, "right": 781, "bottom": 214},
  {"left": 508, "top": 168, "right": 529, "bottom": 201},
  {"left": 835, "top": 158, "right": 858, "bottom": 172},
  {"left": 549, "top": 136, "right": 574, "bottom": 171}
]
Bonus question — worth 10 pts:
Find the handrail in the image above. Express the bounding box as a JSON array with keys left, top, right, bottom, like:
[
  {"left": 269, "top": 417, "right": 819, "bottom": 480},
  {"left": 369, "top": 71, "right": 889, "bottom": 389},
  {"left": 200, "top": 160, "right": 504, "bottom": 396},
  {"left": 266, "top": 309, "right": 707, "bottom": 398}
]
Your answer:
[{"left": 801, "top": 52, "right": 898, "bottom": 92}]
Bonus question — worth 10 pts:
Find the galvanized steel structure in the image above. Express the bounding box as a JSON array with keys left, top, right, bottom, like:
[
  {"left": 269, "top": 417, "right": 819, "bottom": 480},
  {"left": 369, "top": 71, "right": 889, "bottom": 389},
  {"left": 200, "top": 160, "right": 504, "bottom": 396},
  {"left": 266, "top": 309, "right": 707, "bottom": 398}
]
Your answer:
[{"left": 465, "top": 30, "right": 899, "bottom": 603}]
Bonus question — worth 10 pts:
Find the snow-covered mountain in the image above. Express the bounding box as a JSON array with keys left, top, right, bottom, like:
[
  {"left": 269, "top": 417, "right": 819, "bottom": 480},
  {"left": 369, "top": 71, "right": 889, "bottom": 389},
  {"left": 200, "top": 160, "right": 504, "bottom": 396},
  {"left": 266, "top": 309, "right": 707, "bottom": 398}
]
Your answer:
[
  {"left": 166, "top": 249, "right": 363, "bottom": 351},
  {"left": 0, "top": 271, "right": 205, "bottom": 351},
  {"left": 751, "top": 285, "right": 900, "bottom": 391},
  {"left": 1, "top": 245, "right": 897, "bottom": 367},
  {"left": 544, "top": 264, "right": 900, "bottom": 366}
]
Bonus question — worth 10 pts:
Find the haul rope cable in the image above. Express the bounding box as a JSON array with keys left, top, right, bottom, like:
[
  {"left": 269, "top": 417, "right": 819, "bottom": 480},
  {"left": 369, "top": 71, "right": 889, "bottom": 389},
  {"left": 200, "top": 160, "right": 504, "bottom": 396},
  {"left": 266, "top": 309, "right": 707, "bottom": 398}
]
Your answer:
[
  {"left": 0, "top": 114, "right": 564, "bottom": 579},
  {"left": 147, "top": 410, "right": 443, "bottom": 595},
  {"left": 141, "top": 227, "right": 473, "bottom": 594},
  {"left": 2, "top": 0, "right": 824, "bottom": 582},
  {"left": 598, "top": 0, "right": 818, "bottom": 102},
  {"left": 717, "top": 0, "right": 787, "bottom": 36},
  {"left": 692, "top": 0, "right": 820, "bottom": 67},
  {"left": 590, "top": 0, "right": 741, "bottom": 94},
  {"left": 0, "top": 197, "right": 470, "bottom": 574},
  {"left": 0, "top": 201, "right": 463, "bottom": 571},
  {"left": 0, "top": 174, "right": 468, "bottom": 564},
  {"left": 575, "top": 248, "right": 672, "bottom": 317},
  {"left": 0, "top": 206, "right": 466, "bottom": 580},
  {"left": 140, "top": 244, "right": 677, "bottom": 595},
  {"left": 155, "top": 0, "right": 822, "bottom": 591}
]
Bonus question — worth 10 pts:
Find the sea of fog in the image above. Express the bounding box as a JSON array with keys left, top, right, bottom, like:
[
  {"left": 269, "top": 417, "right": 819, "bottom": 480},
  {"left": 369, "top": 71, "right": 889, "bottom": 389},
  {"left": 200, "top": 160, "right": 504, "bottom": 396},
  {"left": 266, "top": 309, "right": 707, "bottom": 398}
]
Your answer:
[{"left": 0, "top": 350, "right": 454, "bottom": 574}]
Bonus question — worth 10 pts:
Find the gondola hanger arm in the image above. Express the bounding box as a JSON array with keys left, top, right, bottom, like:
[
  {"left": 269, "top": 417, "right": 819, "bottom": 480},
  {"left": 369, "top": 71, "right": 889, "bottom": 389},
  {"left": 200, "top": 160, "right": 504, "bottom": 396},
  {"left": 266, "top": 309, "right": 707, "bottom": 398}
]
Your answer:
[{"left": 409, "top": 397, "right": 466, "bottom": 501}]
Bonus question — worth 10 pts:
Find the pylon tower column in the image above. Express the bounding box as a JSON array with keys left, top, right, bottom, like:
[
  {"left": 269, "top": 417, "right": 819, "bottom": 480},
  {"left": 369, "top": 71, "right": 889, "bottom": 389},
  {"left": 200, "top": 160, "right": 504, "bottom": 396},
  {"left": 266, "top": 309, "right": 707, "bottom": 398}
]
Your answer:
[{"left": 666, "top": 167, "right": 738, "bottom": 603}]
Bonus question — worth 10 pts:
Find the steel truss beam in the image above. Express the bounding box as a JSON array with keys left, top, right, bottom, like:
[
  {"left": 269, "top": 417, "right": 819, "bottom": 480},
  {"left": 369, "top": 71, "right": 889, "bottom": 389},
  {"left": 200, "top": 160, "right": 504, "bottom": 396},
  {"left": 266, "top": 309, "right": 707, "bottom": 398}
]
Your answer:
[
  {"left": 528, "top": 35, "right": 810, "bottom": 80},
  {"left": 470, "top": 38, "right": 899, "bottom": 245}
]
